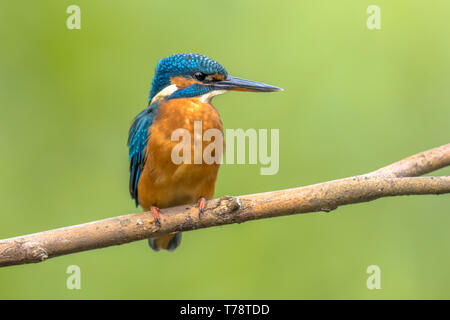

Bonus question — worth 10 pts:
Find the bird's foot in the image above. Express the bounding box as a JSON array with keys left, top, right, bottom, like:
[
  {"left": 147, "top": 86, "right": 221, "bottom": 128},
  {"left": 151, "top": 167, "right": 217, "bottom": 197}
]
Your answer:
[
  {"left": 151, "top": 205, "right": 161, "bottom": 226},
  {"left": 197, "top": 197, "right": 207, "bottom": 218}
]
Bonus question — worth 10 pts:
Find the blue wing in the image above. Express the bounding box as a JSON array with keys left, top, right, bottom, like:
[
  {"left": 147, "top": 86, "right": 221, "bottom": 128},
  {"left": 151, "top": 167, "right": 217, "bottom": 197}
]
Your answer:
[{"left": 128, "top": 106, "right": 156, "bottom": 206}]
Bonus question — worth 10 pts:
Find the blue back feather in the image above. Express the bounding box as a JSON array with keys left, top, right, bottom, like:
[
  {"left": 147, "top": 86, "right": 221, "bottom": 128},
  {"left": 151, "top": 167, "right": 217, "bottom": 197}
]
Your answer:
[{"left": 127, "top": 105, "right": 157, "bottom": 206}]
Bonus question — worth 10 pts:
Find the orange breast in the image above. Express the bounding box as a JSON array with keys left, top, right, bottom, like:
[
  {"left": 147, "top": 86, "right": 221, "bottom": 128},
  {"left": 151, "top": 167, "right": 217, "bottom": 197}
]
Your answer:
[{"left": 137, "top": 98, "right": 224, "bottom": 210}]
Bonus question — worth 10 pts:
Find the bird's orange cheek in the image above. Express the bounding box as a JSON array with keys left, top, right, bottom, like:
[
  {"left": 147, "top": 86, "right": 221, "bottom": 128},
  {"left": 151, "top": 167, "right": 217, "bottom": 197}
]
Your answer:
[{"left": 170, "top": 76, "right": 201, "bottom": 89}]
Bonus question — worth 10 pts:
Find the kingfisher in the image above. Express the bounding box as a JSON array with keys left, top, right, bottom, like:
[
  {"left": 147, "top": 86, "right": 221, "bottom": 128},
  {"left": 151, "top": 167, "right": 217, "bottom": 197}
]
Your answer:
[{"left": 128, "top": 53, "right": 282, "bottom": 251}]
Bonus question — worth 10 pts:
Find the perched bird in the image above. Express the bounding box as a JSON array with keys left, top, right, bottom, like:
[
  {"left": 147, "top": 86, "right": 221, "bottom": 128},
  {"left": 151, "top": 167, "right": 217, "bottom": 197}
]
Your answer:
[{"left": 128, "top": 53, "right": 281, "bottom": 251}]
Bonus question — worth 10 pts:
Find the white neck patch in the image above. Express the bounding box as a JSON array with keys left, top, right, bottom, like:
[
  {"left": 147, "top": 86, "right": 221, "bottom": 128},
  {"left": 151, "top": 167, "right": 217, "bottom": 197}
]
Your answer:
[
  {"left": 198, "top": 89, "right": 226, "bottom": 103},
  {"left": 150, "top": 84, "right": 179, "bottom": 104}
]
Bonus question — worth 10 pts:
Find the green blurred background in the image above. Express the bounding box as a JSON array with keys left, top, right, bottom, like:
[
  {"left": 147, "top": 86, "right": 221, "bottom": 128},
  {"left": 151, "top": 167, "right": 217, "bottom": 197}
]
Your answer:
[{"left": 0, "top": 0, "right": 449, "bottom": 299}]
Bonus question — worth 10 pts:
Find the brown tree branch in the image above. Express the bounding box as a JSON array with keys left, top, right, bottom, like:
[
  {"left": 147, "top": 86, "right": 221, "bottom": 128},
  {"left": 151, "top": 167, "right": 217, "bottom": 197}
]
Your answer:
[
  {"left": 368, "top": 143, "right": 450, "bottom": 177},
  {"left": 0, "top": 144, "right": 449, "bottom": 267}
]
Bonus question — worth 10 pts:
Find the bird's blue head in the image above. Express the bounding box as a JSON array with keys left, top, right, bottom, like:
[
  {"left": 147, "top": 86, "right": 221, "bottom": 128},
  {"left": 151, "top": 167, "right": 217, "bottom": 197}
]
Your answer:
[{"left": 148, "top": 53, "right": 282, "bottom": 104}]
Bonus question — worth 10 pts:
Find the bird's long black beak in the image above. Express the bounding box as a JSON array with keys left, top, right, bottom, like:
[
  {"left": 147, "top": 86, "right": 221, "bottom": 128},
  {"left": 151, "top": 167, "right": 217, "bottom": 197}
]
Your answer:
[{"left": 213, "top": 75, "right": 283, "bottom": 92}]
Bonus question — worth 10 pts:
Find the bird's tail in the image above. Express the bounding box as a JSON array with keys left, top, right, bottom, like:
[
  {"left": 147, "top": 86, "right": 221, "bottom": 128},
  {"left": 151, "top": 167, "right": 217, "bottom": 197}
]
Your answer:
[{"left": 148, "top": 232, "right": 182, "bottom": 252}]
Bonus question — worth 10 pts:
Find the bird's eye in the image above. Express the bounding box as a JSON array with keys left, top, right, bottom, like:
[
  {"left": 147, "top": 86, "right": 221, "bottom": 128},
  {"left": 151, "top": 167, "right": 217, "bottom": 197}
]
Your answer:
[{"left": 193, "top": 72, "right": 206, "bottom": 81}]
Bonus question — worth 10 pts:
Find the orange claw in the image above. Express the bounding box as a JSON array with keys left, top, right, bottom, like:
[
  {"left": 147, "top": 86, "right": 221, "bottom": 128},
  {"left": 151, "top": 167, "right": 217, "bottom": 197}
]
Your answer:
[
  {"left": 197, "top": 197, "right": 206, "bottom": 217},
  {"left": 151, "top": 205, "right": 161, "bottom": 226}
]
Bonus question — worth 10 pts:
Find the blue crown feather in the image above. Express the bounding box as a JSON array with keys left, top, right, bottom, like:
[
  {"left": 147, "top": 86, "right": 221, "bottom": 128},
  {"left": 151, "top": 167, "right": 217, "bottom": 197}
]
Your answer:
[{"left": 149, "top": 53, "right": 228, "bottom": 101}]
